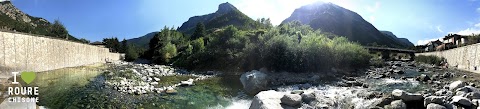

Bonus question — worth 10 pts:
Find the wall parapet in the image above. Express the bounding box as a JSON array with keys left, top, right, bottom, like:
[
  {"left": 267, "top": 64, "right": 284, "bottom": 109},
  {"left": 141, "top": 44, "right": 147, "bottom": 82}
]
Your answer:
[
  {"left": 0, "top": 31, "right": 121, "bottom": 78},
  {"left": 417, "top": 43, "right": 480, "bottom": 73}
]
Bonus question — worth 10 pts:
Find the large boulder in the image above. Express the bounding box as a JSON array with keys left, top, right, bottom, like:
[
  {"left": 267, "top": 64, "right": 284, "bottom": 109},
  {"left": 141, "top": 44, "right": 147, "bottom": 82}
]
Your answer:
[
  {"left": 240, "top": 70, "right": 269, "bottom": 95},
  {"left": 385, "top": 100, "right": 406, "bottom": 109},
  {"left": 301, "top": 92, "right": 317, "bottom": 103},
  {"left": 392, "top": 89, "right": 424, "bottom": 102},
  {"left": 451, "top": 96, "right": 472, "bottom": 107},
  {"left": 468, "top": 92, "right": 480, "bottom": 99},
  {"left": 280, "top": 94, "right": 302, "bottom": 107},
  {"left": 250, "top": 90, "right": 284, "bottom": 109},
  {"left": 309, "top": 96, "right": 336, "bottom": 109},
  {"left": 449, "top": 81, "right": 466, "bottom": 91},
  {"left": 426, "top": 103, "right": 447, "bottom": 109},
  {"left": 424, "top": 96, "right": 446, "bottom": 107}
]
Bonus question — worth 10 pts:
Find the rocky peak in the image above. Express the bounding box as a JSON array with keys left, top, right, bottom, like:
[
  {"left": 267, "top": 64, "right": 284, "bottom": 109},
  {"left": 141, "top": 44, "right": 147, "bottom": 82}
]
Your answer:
[
  {"left": 0, "top": 1, "right": 33, "bottom": 24},
  {"left": 216, "top": 2, "right": 238, "bottom": 14}
]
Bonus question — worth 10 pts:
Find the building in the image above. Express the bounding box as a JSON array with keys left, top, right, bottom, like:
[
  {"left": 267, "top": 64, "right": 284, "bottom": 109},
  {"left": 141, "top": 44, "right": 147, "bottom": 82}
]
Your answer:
[
  {"left": 425, "top": 40, "right": 442, "bottom": 52},
  {"left": 443, "top": 34, "right": 468, "bottom": 48},
  {"left": 90, "top": 41, "right": 105, "bottom": 47}
]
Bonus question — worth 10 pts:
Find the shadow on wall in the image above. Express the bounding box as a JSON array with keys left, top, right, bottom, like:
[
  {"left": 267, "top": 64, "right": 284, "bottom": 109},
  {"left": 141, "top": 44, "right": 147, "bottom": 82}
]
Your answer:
[{"left": 0, "top": 66, "right": 13, "bottom": 78}]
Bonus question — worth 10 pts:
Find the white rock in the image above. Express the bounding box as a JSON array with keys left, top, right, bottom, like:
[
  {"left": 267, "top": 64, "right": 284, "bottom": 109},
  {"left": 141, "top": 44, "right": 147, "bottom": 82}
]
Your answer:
[
  {"left": 153, "top": 77, "right": 161, "bottom": 82},
  {"left": 180, "top": 80, "right": 194, "bottom": 86},
  {"left": 392, "top": 89, "right": 423, "bottom": 102},
  {"left": 250, "top": 90, "right": 284, "bottom": 109},
  {"left": 150, "top": 82, "right": 158, "bottom": 85},
  {"left": 449, "top": 81, "right": 466, "bottom": 91},
  {"left": 385, "top": 100, "right": 406, "bottom": 109},
  {"left": 426, "top": 103, "right": 447, "bottom": 109}
]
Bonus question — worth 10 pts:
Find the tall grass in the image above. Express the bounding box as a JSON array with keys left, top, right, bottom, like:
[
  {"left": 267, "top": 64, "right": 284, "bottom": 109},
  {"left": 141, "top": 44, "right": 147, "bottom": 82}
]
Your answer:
[{"left": 415, "top": 55, "right": 444, "bottom": 65}]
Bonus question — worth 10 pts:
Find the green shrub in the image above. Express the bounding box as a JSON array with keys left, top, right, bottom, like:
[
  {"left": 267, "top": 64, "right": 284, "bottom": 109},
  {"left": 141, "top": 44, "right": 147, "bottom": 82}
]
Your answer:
[{"left": 149, "top": 22, "right": 372, "bottom": 73}]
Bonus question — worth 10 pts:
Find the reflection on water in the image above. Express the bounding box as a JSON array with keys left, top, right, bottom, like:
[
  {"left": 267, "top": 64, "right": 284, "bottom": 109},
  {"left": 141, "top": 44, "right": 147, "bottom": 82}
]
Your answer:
[{"left": 29, "top": 64, "right": 248, "bottom": 109}]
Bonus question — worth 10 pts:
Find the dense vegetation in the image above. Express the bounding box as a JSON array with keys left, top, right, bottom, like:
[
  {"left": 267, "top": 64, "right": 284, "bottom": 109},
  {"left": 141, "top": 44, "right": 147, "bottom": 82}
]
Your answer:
[
  {"left": 415, "top": 55, "right": 444, "bottom": 65},
  {"left": 102, "top": 37, "right": 145, "bottom": 61},
  {"left": 466, "top": 33, "right": 480, "bottom": 45},
  {"left": 147, "top": 21, "right": 372, "bottom": 72}
]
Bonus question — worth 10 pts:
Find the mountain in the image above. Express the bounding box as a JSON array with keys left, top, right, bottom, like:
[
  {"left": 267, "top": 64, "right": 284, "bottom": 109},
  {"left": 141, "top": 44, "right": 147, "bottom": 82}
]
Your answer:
[
  {"left": 177, "top": 2, "right": 258, "bottom": 34},
  {"left": 281, "top": 2, "right": 406, "bottom": 48},
  {"left": 126, "top": 32, "right": 157, "bottom": 48},
  {"left": 130, "top": 2, "right": 259, "bottom": 48},
  {"left": 380, "top": 31, "right": 414, "bottom": 47},
  {"left": 0, "top": 1, "right": 80, "bottom": 41}
]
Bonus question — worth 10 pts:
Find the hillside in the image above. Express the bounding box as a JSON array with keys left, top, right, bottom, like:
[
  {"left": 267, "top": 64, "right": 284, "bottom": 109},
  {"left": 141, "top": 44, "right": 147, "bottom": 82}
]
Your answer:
[
  {"left": 177, "top": 2, "right": 259, "bottom": 35},
  {"left": 130, "top": 2, "right": 260, "bottom": 47},
  {"left": 281, "top": 2, "right": 407, "bottom": 48},
  {"left": 380, "top": 31, "right": 414, "bottom": 47},
  {"left": 126, "top": 32, "right": 157, "bottom": 48},
  {"left": 0, "top": 1, "right": 80, "bottom": 41}
]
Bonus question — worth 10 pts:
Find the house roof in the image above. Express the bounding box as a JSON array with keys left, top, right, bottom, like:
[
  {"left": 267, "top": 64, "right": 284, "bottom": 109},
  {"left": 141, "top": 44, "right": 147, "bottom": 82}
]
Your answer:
[
  {"left": 90, "top": 41, "right": 104, "bottom": 45},
  {"left": 443, "top": 34, "right": 463, "bottom": 40}
]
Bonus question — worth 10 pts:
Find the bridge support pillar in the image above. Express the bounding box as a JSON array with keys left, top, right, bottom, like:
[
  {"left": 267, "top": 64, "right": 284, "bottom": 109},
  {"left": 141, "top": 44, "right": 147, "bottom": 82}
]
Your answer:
[
  {"left": 381, "top": 51, "right": 390, "bottom": 60},
  {"left": 409, "top": 52, "right": 415, "bottom": 61}
]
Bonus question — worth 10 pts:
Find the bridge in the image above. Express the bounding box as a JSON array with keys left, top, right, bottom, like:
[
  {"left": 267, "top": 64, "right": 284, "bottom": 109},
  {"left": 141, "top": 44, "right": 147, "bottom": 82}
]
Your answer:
[{"left": 365, "top": 46, "right": 416, "bottom": 61}]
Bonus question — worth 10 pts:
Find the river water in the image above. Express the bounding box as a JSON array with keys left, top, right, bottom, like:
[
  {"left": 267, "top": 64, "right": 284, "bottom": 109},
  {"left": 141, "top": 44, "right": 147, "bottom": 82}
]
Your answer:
[{"left": 24, "top": 63, "right": 437, "bottom": 109}]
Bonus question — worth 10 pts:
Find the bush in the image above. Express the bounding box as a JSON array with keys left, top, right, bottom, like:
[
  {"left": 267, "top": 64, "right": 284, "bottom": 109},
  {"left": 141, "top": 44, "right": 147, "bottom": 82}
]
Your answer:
[
  {"left": 149, "top": 22, "right": 373, "bottom": 73},
  {"left": 415, "top": 55, "right": 444, "bottom": 65},
  {"left": 124, "top": 44, "right": 140, "bottom": 61}
]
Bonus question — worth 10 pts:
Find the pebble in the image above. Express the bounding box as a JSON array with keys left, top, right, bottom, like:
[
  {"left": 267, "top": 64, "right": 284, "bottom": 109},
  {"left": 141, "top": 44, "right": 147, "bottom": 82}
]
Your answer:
[{"left": 104, "top": 61, "right": 215, "bottom": 95}]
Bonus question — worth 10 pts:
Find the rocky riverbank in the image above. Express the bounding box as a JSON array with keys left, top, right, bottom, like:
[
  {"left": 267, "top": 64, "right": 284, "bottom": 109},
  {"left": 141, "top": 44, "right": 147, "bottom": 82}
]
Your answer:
[
  {"left": 245, "top": 61, "right": 480, "bottom": 109},
  {"left": 103, "top": 61, "right": 215, "bottom": 95}
]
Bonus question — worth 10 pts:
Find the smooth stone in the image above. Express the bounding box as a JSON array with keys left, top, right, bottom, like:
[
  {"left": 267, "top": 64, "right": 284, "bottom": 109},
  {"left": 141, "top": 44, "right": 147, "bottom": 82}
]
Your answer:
[
  {"left": 426, "top": 103, "right": 447, "bottom": 109},
  {"left": 280, "top": 94, "right": 302, "bottom": 107}
]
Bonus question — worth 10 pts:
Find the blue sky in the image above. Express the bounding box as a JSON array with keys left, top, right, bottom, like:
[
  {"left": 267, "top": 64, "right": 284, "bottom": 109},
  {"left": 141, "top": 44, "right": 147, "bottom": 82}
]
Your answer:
[{"left": 8, "top": 0, "right": 480, "bottom": 45}]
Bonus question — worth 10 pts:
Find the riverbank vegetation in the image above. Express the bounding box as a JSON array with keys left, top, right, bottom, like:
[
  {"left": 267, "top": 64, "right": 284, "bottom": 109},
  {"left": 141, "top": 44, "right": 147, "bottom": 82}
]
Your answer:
[
  {"left": 415, "top": 55, "right": 444, "bottom": 65},
  {"left": 145, "top": 21, "right": 371, "bottom": 72}
]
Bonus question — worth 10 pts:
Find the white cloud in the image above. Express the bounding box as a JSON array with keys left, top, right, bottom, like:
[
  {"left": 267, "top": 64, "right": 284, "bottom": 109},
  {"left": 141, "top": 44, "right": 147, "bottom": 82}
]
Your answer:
[
  {"left": 0, "top": 0, "right": 10, "bottom": 2},
  {"left": 476, "top": 7, "right": 480, "bottom": 13},
  {"left": 474, "top": 23, "right": 480, "bottom": 27},
  {"left": 436, "top": 25, "right": 444, "bottom": 33},
  {"left": 454, "top": 22, "right": 480, "bottom": 35},
  {"left": 366, "top": 2, "right": 380, "bottom": 13},
  {"left": 457, "top": 28, "right": 480, "bottom": 35},
  {"left": 417, "top": 37, "right": 443, "bottom": 45}
]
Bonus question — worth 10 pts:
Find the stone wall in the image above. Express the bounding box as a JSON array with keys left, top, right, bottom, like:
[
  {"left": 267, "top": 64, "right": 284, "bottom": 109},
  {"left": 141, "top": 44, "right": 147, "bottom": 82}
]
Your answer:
[
  {"left": 417, "top": 43, "right": 480, "bottom": 73},
  {"left": 0, "top": 31, "right": 121, "bottom": 77}
]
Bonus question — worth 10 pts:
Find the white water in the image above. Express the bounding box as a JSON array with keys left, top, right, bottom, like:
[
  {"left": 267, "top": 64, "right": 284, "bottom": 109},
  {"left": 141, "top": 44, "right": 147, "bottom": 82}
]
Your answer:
[
  {"left": 211, "top": 85, "right": 382, "bottom": 109},
  {"left": 213, "top": 77, "right": 426, "bottom": 109}
]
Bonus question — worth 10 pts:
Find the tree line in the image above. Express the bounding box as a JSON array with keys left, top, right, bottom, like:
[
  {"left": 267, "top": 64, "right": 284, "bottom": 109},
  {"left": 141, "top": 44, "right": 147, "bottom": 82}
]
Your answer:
[{"left": 134, "top": 20, "right": 372, "bottom": 73}]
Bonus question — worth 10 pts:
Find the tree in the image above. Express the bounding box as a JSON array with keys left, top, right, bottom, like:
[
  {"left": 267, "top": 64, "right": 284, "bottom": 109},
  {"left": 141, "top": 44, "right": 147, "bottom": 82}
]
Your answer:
[
  {"left": 50, "top": 19, "right": 69, "bottom": 39},
  {"left": 103, "top": 37, "right": 120, "bottom": 52},
  {"left": 191, "top": 22, "right": 206, "bottom": 39},
  {"left": 124, "top": 44, "right": 139, "bottom": 61},
  {"left": 79, "top": 38, "right": 90, "bottom": 44},
  {"left": 121, "top": 39, "right": 127, "bottom": 53}
]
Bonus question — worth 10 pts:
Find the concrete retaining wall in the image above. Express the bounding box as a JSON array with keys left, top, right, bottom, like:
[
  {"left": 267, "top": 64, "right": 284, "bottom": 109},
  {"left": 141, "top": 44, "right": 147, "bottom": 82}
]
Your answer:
[
  {"left": 417, "top": 43, "right": 480, "bottom": 73},
  {"left": 0, "top": 31, "right": 121, "bottom": 77}
]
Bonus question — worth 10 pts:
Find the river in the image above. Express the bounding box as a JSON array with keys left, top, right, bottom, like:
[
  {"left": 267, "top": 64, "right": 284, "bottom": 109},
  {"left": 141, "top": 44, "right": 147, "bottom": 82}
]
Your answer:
[{"left": 19, "top": 61, "right": 474, "bottom": 109}]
